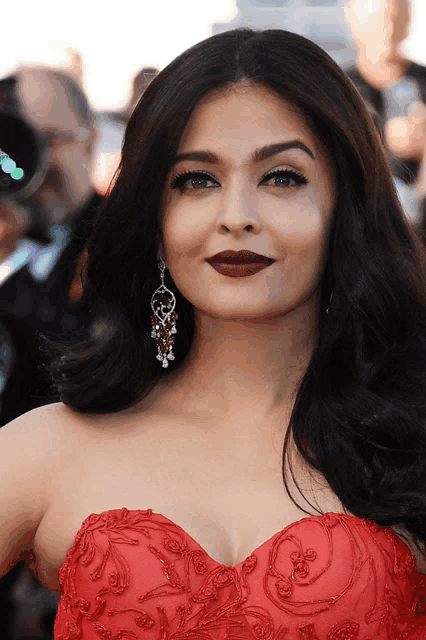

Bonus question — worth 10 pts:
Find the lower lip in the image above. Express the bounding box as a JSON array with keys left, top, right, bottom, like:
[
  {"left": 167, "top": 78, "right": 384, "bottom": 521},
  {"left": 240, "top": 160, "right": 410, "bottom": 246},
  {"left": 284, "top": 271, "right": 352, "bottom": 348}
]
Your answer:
[{"left": 207, "top": 261, "right": 273, "bottom": 277}]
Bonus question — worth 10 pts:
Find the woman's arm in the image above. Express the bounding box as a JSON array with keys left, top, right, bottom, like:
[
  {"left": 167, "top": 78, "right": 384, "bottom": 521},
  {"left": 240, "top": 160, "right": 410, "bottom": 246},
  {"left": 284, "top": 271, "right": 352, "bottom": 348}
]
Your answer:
[{"left": 0, "top": 406, "right": 52, "bottom": 581}]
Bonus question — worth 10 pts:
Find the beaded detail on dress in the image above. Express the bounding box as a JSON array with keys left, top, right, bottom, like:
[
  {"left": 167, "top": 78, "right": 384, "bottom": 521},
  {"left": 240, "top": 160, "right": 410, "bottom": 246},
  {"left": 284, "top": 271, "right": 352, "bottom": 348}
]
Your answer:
[{"left": 54, "top": 508, "right": 426, "bottom": 639}]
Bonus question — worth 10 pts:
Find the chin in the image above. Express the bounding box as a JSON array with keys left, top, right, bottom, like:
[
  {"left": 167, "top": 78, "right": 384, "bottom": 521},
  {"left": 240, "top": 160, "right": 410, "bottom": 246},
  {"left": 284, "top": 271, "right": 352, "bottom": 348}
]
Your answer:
[{"left": 201, "top": 303, "right": 293, "bottom": 321}]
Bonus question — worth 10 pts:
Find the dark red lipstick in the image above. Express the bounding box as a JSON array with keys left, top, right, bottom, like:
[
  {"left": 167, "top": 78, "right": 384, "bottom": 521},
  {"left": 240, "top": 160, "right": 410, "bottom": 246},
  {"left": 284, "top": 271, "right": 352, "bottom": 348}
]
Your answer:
[{"left": 207, "top": 250, "right": 275, "bottom": 277}]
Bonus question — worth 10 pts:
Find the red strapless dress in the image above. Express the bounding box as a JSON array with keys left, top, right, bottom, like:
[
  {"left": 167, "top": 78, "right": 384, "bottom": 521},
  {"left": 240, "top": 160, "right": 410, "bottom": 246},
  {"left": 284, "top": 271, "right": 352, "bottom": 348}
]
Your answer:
[{"left": 54, "top": 508, "right": 426, "bottom": 639}]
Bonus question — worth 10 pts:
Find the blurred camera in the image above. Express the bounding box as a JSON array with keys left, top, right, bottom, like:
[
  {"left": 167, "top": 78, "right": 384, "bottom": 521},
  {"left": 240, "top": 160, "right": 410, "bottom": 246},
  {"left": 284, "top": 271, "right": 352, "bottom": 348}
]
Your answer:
[{"left": 0, "top": 76, "right": 49, "bottom": 205}]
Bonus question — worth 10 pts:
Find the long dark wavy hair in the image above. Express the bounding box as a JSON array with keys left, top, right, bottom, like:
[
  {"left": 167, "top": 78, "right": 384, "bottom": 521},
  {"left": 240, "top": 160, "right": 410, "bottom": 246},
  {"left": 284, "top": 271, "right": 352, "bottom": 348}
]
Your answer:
[{"left": 41, "top": 28, "right": 426, "bottom": 559}]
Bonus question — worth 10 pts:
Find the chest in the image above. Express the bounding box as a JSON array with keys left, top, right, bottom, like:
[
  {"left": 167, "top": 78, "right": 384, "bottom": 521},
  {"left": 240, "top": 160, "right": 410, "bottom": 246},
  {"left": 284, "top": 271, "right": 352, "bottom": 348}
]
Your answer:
[{"left": 31, "top": 417, "right": 346, "bottom": 592}]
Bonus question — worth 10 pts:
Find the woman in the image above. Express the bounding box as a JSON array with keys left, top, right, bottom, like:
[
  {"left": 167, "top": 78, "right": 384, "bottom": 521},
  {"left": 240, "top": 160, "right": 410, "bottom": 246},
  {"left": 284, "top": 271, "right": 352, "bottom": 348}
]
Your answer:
[{"left": 1, "top": 28, "right": 425, "bottom": 639}]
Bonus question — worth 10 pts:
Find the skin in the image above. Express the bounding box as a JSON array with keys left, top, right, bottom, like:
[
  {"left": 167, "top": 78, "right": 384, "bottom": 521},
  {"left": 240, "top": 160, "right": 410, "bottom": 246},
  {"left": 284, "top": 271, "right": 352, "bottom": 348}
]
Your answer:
[
  {"left": 344, "top": 0, "right": 411, "bottom": 90},
  {"left": 16, "top": 68, "right": 98, "bottom": 226},
  {"left": 156, "top": 84, "right": 336, "bottom": 436},
  {"left": 384, "top": 101, "right": 426, "bottom": 162},
  {"left": 0, "top": 200, "right": 30, "bottom": 263}
]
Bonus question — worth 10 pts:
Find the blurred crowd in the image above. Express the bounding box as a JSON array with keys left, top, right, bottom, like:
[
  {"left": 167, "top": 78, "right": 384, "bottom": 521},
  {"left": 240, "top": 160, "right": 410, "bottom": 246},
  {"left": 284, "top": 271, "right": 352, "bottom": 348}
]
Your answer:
[
  {"left": 0, "top": 60, "right": 159, "bottom": 639},
  {"left": 0, "top": 0, "right": 426, "bottom": 637}
]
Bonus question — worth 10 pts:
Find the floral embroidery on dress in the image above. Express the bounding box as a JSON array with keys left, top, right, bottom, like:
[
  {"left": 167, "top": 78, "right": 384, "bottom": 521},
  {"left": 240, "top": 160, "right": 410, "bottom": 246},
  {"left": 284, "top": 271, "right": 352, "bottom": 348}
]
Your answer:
[{"left": 54, "top": 509, "right": 426, "bottom": 640}]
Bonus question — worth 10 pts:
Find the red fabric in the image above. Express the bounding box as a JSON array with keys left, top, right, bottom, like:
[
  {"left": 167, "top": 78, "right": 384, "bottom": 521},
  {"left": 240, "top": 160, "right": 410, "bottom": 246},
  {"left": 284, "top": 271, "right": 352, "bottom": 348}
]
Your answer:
[{"left": 54, "top": 508, "right": 426, "bottom": 639}]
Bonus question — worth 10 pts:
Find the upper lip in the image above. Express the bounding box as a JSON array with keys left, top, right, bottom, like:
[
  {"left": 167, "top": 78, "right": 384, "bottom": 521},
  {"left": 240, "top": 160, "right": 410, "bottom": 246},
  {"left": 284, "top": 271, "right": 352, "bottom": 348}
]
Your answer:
[{"left": 207, "top": 250, "right": 275, "bottom": 263}]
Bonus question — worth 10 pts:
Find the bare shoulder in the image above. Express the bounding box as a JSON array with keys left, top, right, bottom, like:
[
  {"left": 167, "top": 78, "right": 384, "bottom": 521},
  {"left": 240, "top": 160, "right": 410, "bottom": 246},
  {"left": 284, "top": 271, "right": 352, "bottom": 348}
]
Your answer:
[
  {"left": 2, "top": 401, "right": 75, "bottom": 432},
  {"left": 0, "top": 402, "right": 76, "bottom": 580},
  {"left": 0, "top": 402, "right": 85, "bottom": 455},
  {"left": 0, "top": 401, "right": 79, "bottom": 499},
  {"left": 0, "top": 402, "right": 69, "bottom": 455}
]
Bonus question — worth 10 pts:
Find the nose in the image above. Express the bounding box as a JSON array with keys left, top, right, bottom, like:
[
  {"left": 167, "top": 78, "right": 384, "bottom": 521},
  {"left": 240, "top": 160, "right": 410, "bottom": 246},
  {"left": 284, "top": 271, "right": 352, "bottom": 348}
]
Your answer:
[{"left": 216, "top": 179, "right": 262, "bottom": 237}]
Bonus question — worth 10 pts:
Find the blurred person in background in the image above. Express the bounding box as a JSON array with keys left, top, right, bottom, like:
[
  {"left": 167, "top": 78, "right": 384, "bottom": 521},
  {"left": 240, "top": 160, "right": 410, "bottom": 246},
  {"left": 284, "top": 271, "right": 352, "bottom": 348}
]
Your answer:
[
  {"left": 92, "top": 67, "right": 159, "bottom": 194},
  {"left": 61, "top": 48, "right": 84, "bottom": 87},
  {"left": 0, "top": 199, "right": 30, "bottom": 418},
  {"left": 0, "top": 67, "right": 103, "bottom": 640},
  {"left": 0, "top": 66, "right": 103, "bottom": 425},
  {"left": 344, "top": 0, "right": 426, "bottom": 236},
  {"left": 0, "top": 200, "right": 30, "bottom": 264},
  {"left": 113, "top": 66, "right": 159, "bottom": 125}
]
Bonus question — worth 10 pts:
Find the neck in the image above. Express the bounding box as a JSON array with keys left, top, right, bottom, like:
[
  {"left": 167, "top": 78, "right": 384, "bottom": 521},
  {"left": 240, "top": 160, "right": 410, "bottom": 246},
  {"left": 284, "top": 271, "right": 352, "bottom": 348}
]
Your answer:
[
  {"left": 355, "top": 51, "right": 409, "bottom": 90},
  {"left": 163, "top": 293, "right": 319, "bottom": 426}
]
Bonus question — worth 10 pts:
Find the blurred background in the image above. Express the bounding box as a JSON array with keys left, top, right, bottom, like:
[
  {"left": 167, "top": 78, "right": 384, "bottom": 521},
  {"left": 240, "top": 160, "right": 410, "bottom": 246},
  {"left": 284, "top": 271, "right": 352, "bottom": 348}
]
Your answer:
[
  {"left": 1, "top": 0, "right": 426, "bottom": 638},
  {"left": 1, "top": 0, "right": 425, "bottom": 195},
  {"left": 1, "top": 0, "right": 425, "bottom": 109}
]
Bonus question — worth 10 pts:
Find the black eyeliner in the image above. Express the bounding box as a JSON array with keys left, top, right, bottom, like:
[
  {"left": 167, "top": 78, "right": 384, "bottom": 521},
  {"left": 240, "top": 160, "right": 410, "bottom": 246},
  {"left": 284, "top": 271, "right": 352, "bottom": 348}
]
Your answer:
[{"left": 171, "top": 168, "right": 309, "bottom": 190}]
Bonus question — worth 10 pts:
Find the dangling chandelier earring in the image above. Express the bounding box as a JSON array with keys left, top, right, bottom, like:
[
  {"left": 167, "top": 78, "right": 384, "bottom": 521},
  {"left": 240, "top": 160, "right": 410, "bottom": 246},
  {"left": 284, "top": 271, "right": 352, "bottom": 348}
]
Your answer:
[{"left": 150, "top": 256, "right": 178, "bottom": 368}]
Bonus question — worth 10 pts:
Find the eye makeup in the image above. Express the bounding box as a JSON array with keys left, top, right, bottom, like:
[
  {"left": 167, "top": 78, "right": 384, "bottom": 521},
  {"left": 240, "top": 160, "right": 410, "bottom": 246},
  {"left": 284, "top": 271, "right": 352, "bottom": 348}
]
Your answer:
[{"left": 171, "top": 168, "right": 309, "bottom": 191}]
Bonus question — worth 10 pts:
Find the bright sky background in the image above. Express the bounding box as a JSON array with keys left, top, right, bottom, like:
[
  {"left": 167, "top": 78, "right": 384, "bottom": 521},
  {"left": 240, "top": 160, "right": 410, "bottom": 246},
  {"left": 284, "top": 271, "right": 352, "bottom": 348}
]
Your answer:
[
  {"left": 1, "top": 0, "right": 237, "bottom": 111},
  {"left": 1, "top": 0, "right": 425, "bottom": 112}
]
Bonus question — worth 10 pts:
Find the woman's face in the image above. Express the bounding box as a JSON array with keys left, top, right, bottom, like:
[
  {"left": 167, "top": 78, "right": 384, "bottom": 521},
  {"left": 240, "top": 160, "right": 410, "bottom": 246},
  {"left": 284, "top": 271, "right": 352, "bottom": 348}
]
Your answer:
[{"left": 160, "top": 84, "right": 336, "bottom": 321}]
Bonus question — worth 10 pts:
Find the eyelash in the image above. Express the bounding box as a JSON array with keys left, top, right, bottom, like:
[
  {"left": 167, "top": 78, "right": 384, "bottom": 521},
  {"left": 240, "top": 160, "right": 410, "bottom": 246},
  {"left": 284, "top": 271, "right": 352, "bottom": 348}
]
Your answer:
[{"left": 171, "top": 168, "right": 309, "bottom": 191}]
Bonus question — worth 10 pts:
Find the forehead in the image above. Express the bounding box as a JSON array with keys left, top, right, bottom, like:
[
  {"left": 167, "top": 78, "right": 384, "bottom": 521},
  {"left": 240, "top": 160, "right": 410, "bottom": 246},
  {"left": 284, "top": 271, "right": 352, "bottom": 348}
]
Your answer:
[
  {"left": 18, "top": 69, "right": 80, "bottom": 133},
  {"left": 177, "top": 84, "right": 326, "bottom": 160}
]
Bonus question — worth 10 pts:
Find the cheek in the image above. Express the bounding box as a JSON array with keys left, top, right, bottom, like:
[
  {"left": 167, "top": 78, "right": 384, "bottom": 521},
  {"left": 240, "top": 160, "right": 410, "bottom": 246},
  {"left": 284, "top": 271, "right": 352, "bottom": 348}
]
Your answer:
[
  {"left": 272, "top": 197, "right": 332, "bottom": 285},
  {"left": 269, "top": 196, "right": 329, "bottom": 249},
  {"left": 163, "top": 204, "right": 211, "bottom": 258}
]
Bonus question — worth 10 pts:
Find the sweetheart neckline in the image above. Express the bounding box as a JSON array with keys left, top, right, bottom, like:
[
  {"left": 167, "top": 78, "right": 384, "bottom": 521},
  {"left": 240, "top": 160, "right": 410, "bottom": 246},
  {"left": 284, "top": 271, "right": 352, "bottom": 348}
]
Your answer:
[{"left": 57, "top": 508, "right": 419, "bottom": 574}]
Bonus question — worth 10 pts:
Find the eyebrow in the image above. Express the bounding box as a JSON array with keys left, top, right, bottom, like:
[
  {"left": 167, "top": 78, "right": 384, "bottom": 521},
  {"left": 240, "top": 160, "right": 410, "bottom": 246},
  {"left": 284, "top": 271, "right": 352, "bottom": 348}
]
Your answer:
[{"left": 171, "top": 140, "right": 315, "bottom": 168}]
